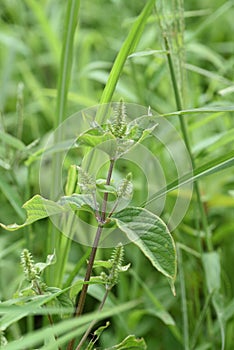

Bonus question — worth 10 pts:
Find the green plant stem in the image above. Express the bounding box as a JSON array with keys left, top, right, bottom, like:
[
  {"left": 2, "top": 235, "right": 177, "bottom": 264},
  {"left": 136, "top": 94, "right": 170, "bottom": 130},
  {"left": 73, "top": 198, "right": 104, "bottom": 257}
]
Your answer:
[
  {"left": 47, "top": 0, "right": 80, "bottom": 286},
  {"left": 101, "top": 159, "right": 115, "bottom": 222},
  {"left": 66, "top": 158, "right": 115, "bottom": 350},
  {"left": 163, "top": 34, "right": 213, "bottom": 252},
  {"left": 177, "top": 246, "right": 189, "bottom": 350},
  {"left": 51, "top": 0, "right": 80, "bottom": 200}
]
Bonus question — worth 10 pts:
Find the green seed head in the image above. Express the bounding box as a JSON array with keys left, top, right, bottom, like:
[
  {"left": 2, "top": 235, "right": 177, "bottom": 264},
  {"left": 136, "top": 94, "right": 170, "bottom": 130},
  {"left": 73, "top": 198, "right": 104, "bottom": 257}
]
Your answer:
[
  {"left": 107, "top": 243, "right": 124, "bottom": 287},
  {"left": 77, "top": 166, "right": 96, "bottom": 194},
  {"left": 21, "top": 249, "right": 38, "bottom": 282},
  {"left": 108, "top": 100, "right": 127, "bottom": 138},
  {"left": 117, "top": 173, "right": 133, "bottom": 199}
]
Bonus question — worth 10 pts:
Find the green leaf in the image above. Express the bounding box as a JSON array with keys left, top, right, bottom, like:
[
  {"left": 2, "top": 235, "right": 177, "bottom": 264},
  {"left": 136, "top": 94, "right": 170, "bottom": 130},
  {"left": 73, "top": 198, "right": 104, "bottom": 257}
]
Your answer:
[
  {"left": 162, "top": 105, "right": 234, "bottom": 117},
  {"left": 111, "top": 335, "right": 147, "bottom": 350},
  {"left": 99, "top": 0, "right": 156, "bottom": 107},
  {"left": 1, "top": 300, "right": 138, "bottom": 350},
  {"left": 128, "top": 49, "right": 167, "bottom": 59},
  {"left": 0, "top": 195, "right": 66, "bottom": 231},
  {"left": 0, "top": 288, "right": 71, "bottom": 331},
  {"left": 130, "top": 270, "right": 177, "bottom": 328},
  {"left": 77, "top": 128, "right": 117, "bottom": 157},
  {"left": 86, "top": 322, "right": 110, "bottom": 350},
  {"left": 202, "top": 252, "right": 225, "bottom": 350},
  {"left": 93, "top": 260, "right": 113, "bottom": 269},
  {"left": 70, "top": 276, "right": 105, "bottom": 300},
  {"left": 0, "top": 194, "right": 94, "bottom": 231},
  {"left": 77, "top": 127, "right": 115, "bottom": 147},
  {"left": 112, "top": 207, "right": 177, "bottom": 292},
  {"left": 96, "top": 181, "right": 117, "bottom": 195},
  {"left": 58, "top": 193, "right": 95, "bottom": 213},
  {"left": 145, "top": 149, "right": 234, "bottom": 206},
  {"left": 127, "top": 114, "right": 158, "bottom": 143},
  {"left": 0, "top": 130, "right": 26, "bottom": 151},
  {"left": 45, "top": 288, "right": 73, "bottom": 318},
  {"left": 35, "top": 251, "right": 56, "bottom": 274}
]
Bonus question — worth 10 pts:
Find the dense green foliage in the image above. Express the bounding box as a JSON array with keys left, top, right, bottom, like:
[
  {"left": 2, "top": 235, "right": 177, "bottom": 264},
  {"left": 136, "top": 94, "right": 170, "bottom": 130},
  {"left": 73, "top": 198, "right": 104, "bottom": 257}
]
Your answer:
[{"left": 0, "top": 0, "right": 234, "bottom": 349}]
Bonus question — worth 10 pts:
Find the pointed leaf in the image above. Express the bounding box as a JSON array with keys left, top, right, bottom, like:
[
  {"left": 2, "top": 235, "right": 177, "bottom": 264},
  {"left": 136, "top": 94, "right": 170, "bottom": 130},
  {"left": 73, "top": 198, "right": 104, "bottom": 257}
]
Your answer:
[
  {"left": 0, "top": 130, "right": 26, "bottom": 151},
  {"left": 1, "top": 300, "right": 138, "bottom": 350},
  {"left": 77, "top": 128, "right": 117, "bottom": 157},
  {"left": 35, "top": 251, "right": 56, "bottom": 273},
  {"left": 93, "top": 260, "right": 113, "bottom": 269},
  {"left": 0, "top": 194, "right": 95, "bottom": 231},
  {"left": 99, "top": 0, "right": 156, "bottom": 106},
  {"left": 0, "top": 195, "right": 66, "bottom": 231},
  {"left": 86, "top": 322, "right": 110, "bottom": 350},
  {"left": 112, "top": 335, "right": 147, "bottom": 349},
  {"left": 112, "top": 207, "right": 177, "bottom": 287},
  {"left": 70, "top": 276, "right": 105, "bottom": 300}
]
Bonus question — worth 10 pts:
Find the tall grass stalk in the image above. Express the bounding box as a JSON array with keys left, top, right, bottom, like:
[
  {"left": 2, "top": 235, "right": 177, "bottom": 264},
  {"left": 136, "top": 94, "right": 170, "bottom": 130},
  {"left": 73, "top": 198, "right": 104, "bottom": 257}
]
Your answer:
[
  {"left": 163, "top": 33, "right": 213, "bottom": 253},
  {"left": 99, "top": 0, "right": 156, "bottom": 108},
  {"left": 47, "top": 0, "right": 80, "bottom": 286},
  {"left": 177, "top": 246, "right": 189, "bottom": 350}
]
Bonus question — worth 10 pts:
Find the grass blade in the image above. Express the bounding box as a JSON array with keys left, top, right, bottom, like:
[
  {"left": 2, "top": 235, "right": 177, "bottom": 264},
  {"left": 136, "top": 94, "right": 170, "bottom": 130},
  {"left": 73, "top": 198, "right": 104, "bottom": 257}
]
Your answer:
[{"left": 99, "top": 0, "right": 156, "bottom": 107}]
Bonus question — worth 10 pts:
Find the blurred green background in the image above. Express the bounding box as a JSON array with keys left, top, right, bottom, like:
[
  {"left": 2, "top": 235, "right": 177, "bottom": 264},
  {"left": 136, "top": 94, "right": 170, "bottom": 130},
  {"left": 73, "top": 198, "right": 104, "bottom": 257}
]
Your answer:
[{"left": 0, "top": 0, "right": 234, "bottom": 349}]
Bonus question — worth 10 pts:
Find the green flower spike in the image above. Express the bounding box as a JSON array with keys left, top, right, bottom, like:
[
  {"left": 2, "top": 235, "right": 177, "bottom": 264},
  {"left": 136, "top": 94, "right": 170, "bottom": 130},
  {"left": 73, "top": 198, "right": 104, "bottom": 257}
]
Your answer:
[
  {"left": 21, "top": 249, "right": 39, "bottom": 282},
  {"left": 108, "top": 100, "right": 127, "bottom": 138}
]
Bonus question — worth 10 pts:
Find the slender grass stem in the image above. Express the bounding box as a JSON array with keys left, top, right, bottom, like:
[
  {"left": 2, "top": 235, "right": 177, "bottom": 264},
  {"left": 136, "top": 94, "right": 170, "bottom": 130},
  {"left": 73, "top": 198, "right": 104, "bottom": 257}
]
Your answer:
[
  {"left": 47, "top": 0, "right": 80, "bottom": 286},
  {"left": 191, "top": 292, "right": 214, "bottom": 349},
  {"left": 177, "top": 246, "right": 189, "bottom": 350},
  {"left": 163, "top": 34, "right": 213, "bottom": 252}
]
